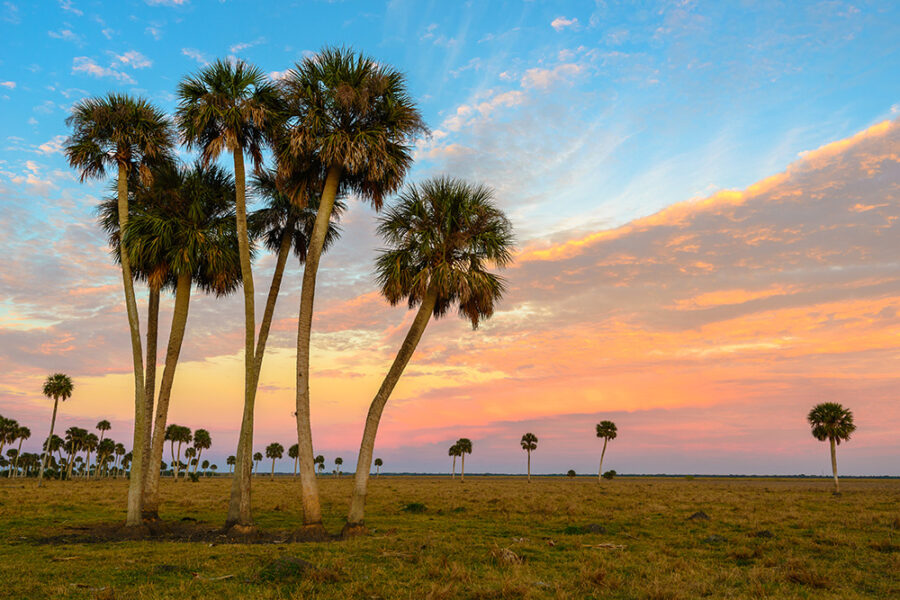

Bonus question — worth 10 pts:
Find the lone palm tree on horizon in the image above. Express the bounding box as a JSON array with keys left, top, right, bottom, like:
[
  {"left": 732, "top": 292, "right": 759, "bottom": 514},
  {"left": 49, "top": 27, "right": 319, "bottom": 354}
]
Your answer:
[
  {"left": 596, "top": 421, "right": 617, "bottom": 482},
  {"left": 449, "top": 443, "right": 460, "bottom": 479},
  {"left": 521, "top": 433, "right": 538, "bottom": 483},
  {"left": 808, "top": 402, "right": 856, "bottom": 494},
  {"left": 38, "top": 374, "right": 73, "bottom": 487}
]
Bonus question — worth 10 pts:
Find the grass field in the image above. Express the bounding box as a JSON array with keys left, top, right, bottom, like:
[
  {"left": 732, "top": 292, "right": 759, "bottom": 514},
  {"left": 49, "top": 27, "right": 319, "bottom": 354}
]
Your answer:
[{"left": 1, "top": 476, "right": 897, "bottom": 599}]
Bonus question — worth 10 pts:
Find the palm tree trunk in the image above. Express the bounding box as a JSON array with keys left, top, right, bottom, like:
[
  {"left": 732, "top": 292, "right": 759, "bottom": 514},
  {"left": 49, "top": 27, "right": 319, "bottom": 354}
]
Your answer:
[
  {"left": 344, "top": 287, "right": 438, "bottom": 532},
  {"left": 142, "top": 273, "right": 192, "bottom": 519},
  {"left": 452, "top": 456, "right": 456, "bottom": 479},
  {"left": 175, "top": 441, "right": 183, "bottom": 481},
  {"left": 37, "top": 397, "right": 59, "bottom": 487},
  {"left": 527, "top": 450, "right": 531, "bottom": 483},
  {"left": 169, "top": 442, "right": 175, "bottom": 478},
  {"left": 598, "top": 438, "right": 608, "bottom": 482},
  {"left": 138, "top": 284, "right": 160, "bottom": 488},
  {"left": 271, "top": 459, "right": 276, "bottom": 481},
  {"left": 830, "top": 437, "right": 839, "bottom": 494},
  {"left": 226, "top": 147, "right": 261, "bottom": 530},
  {"left": 294, "top": 165, "right": 341, "bottom": 533},
  {"left": 293, "top": 457, "right": 298, "bottom": 478},
  {"left": 193, "top": 448, "right": 203, "bottom": 476},
  {"left": 12, "top": 438, "right": 24, "bottom": 478},
  {"left": 116, "top": 163, "right": 148, "bottom": 527},
  {"left": 461, "top": 453, "right": 466, "bottom": 482}
]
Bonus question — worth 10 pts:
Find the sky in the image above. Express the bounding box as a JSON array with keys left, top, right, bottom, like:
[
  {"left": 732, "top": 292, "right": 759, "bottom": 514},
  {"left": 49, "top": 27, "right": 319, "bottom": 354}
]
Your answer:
[{"left": 1, "top": 0, "right": 899, "bottom": 476}]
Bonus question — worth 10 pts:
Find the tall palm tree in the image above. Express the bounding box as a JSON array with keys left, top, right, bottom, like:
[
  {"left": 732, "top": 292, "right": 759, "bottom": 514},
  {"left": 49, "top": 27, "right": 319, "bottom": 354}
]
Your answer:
[
  {"left": 288, "top": 444, "right": 299, "bottom": 478},
  {"left": 253, "top": 452, "right": 263, "bottom": 475},
  {"left": 0, "top": 417, "right": 16, "bottom": 459},
  {"left": 449, "top": 444, "right": 460, "bottom": 479},
  {"left": 176, "top": 59, "right": 282, "bottom": 530},
  {"left": 114, "top": 443, "right": 126, "bottom": 478},
  {"left": 335, "top": 457, "right": 343, "bottom": 478},
  {"left": 64, "top": 426, "right": 87, "bottom": 480},
  {"left": 521, "top": 433, "right": 538, "bottom": 483},
  {"left": 596, "top": 421, "right": 617, "bottom": 482},
  {"left": 226, "top": 455, "right": 236, "bottom": 474},
  {"left": 345, "top": 177, "right": 512, "bottom": 533},
  {"left": 38, "top": 374, "right": 74, "bottom": 486},
  {"left": 266, "top": 443, "right": 284, "bottom": 480},
  {"left": 374, "top": 458, "right": 383, "bottom": 477},
  {"left": 11, "top": 426, "right": 30, "bottom": 478},
  {"left": 280, "top": 46, "right": 427, "bottom": 535},
  {"left": 457, "top": 439, "right": 473, "bottom": 484},
  {"left": 66, "top": 94, "right": 173, "bottom": 525},
  {"left": 191, "top": 429, "right": 212, "bottom": 476},
  {"left": 808, "top": 403, "right": 856, "bottom": 494},
  {"left": 82, "top": 433, "right": 99, "bottom": 478},
  {"left": 96, "top": 420, "right": 111, "bottom": 443}
]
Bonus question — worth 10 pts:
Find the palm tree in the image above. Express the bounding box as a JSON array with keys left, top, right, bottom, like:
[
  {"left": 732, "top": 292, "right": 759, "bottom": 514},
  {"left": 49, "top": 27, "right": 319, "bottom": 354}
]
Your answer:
[
  {"left": 521, "top": 433, "right": 538, "bottom": 483},
  {"left": 266, "top": 443, "right": 284, "bottom": 480},
  {"left": 280, "top": 46, "right": 427, "bottom": 535},
  {"left": 11, "top": 426, "right": 30, "bottom": 478},
  {"left": 82, "top": 433, "right": 98, "bottom": 477},
  {"left": 201, "top": 459, "right": 210, "bottom": 475},
  {"left": 0, "top": 417, "right": 16, "bottom": 459},
  {"left": 191, "top": 429, "right": 212, "bottom": 476},
  {"left": 335, "top": 457, "right": 343, "bottom": 478},
  {"left": 288, "top": 444, "right": 299, "bottom": 478},
  {"left": 96, "top": 438, "right": 115, "bottom": 478},
  {"left": 38, "top": 374, "right": 74, "bottom": 486},
  {"left": 253, "top": 452, "right": 263, "bottom": 475},
  {"left": 595, "top": 421, "right": 618, "bottom": 482},
  {"left": 344, "top": 177, "right": 513, "bottom": 533},
  {"left": 315, "top": 454, "right": 325, "bottom": 475},
  {"left": 64, "top": 426, "right": 87, "bottom": 480},
  {"left": 176, "top": 59, "right": 281, "bottom": 530},
  {"left": 808, "top": 403, "right": 856, "bottom": 494},
  {"left": 374, "top": 458, "right": 383, "bottom": 477},
  {"left": 226, "top": 455, "right": 236, "bottom": 474},
  {"left": 66, "top": 94, "right": 173, "bottom": 526},
  {"left": 96, "top": 420, "right": 111, "bottom": 442},
  {"left": 114, "top": 443, "right": 126, "bottom": 478},
  {"left": 457, "top": 439, "right": 473, "bottom": 484},
  {"left": 449, "top": 444, "right": 460, "bottom": 479}
]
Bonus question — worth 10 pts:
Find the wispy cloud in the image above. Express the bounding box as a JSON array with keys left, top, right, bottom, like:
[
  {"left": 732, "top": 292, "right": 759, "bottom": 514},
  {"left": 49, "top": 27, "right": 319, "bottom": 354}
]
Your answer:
[
  {"left": 181, "top": 47, "right": 209, "bottom": 65},
  {"left": 229, "top": 37, "right": 265, "bottom": 54},
  {"left": 58, "top": 0, "right": 82, "bottom": 16},
  {"left": 551, "top": 16, "right": 579, "bottom": 31},
  {"left": 71, "top": 56, "right": 136, "bottom": 84},
  {"left": 110, "top": 50, "right": 152, "bottom": 69},
  {"left": 0, "top": 81, "right": 15, "bottom": 89},
  {"left": 48, "top": 28, "right": 83, "bottom": 44}
]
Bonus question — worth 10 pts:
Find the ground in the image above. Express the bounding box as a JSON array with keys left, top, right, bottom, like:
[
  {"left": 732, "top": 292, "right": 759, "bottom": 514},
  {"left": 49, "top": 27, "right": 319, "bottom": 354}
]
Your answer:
[{"left": 0, "top": 476, "right": 897, "bottom": 599}]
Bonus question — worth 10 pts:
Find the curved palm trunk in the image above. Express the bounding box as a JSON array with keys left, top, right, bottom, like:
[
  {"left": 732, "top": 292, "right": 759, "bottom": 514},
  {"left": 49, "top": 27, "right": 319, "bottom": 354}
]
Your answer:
[
  {"left": 451, "top": 456, "right": 456, "bottom": 479},
  {"left": 37, "top": 397, "right": 59, "bottom": 487},
  {"left": 142, "top": 273, "right": 192, "bottom": 519},
  {"left": 193, "top": 448, "right": 203, "bottom": 475},
  {"left": 226, "top": 148, "right": 259, "bottom": 528},
  {"left": 830, "top": 437, "right": 839, "bottom": 494},
  {"left": 345, "top": 288, "right": 438, "bottom": 532},
  {"left": 598, "top": 438, "right": 608, "bottom": 482},
  {"left": 138, "top": 285, "right": 160, "bottom": 488},
  {"left": 115, "top": 163, "right": 148, "bottom": 527},
  {"left": 12, "top": 438, "right": 24, "bottom": 478},
  {"left": 527, "top": 450, "right": 531, "bottom": 483},
  {"left": 294, "top": 166, "right": 341, "bottom": 532}
]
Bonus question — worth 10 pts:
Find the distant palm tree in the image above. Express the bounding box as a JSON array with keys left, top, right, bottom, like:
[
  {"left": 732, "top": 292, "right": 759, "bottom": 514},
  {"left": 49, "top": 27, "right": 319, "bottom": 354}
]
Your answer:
[
  {"left": 281, "top": 46, "right": 427, "bottom": 534},
  {"left": 374, "top": 458, "right": 383, "bottom": 477},
  {"left": 11, "top": 426, "right": 29, "bottom": 478},
  {"left": 226, "top": 455, "right": 236, "bottom": 474},
  {"left": 808, "top": 403, "right": 856, "bottom": 494},
  {"left": 521, "top": 433, "right": 538, "bottom": 483},
  {"left": 177, "top": 59, "right": 281, "bottom": 530},
  {"left": 315, "top": 454, "right": 325, "bottom": 475},
  {"left": 345, "top": 177, "right": 513, "bottom": 532},
  {"left": 335, "top": 457, "right": 343, "bottom": 478},
  {"left": 448, "top": 444, "right": 461, "bottom": 479},
  {"left": 82, "top": 433, "right": 98, "bottom": 478},
  {"left": 266, "top": 443, "right": 284, "bottom": 480},
  {"left": 165, "top": 425, "right": 192, "bottom": 480},
  {"left": 114, "top": 443, "right": 126, "bottom": 478},
  {"left": 66, "top": 94, "right": 173, "bottom": 526},
  {"left": 596, "top": 421, "right": 617, "bottom": 482},
  {"left": 96, "top": 420, "right": 111, "bottom": 443},
  {"left": 38, "top": 374, "right": 74, "bottom": 486},
  {"left": 457, "top": 439, "right": 473, "bottom": 483},
  {"left": 191, "top": 429, "right": 212, "bottom": 476},
  {"left": 253, "top": 452, "right": 263, "bottom": 475},
  {"left": 288, "top": 444, "right": 299, "bottom": 478},
  {"left": 96, "top": 438, "right": 115, "bottom": 478}
]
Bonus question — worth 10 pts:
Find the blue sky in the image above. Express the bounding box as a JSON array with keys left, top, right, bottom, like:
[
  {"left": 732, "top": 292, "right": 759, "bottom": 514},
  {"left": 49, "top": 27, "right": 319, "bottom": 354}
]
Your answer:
[{"left": 2, "top": 1, "right": 900, "bottom": 474}]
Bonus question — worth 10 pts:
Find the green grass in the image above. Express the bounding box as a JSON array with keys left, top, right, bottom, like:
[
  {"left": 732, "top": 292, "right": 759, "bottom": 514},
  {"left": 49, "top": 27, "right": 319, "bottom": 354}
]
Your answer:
[{"left": 1, "top": 476, "right": 898, "bottom": 598}]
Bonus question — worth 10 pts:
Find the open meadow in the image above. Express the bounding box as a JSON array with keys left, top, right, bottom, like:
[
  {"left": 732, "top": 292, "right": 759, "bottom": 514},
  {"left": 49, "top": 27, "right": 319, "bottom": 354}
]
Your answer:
[{"left": 1, "top": 476, "right": 897, "bottom": 599}]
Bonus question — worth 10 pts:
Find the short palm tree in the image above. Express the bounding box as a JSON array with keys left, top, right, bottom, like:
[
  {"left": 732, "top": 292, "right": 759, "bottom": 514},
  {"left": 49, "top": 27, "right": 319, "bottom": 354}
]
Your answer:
[
  {"left": 374, "top": 458, "right": 383, "bottom": 477},
  {"left": 808, "top": 403, "right": 856, "bottom": 494},
  {"left": 345, "top": 177, "right": 512, "bottom": 533},
  {"left": 521, "top": 433, "right": 538, "bottom": 483},
  {"left": 11, "top": 426, "right": 30, "bottom": 478},
  {"left": 226, "top": 455, "right": 236, "bottom": 474},
  {"left": 315, "top": 454, "right": 325, "bottom": 475},
  {"left": 457, "top": 439, "right": 473, "bottom": 483},
  {"left": 253, "top": 452, "right": 263, "bottom": 475},
  {"left": 96, "top": 438, "right": 115, "bottom": 477},
  {"left": 82, "top": 433, "right": 98, "bottom": 478},
  {"left": 449, "top": 444, "right": 461, "bottom": 478},
  {"left": 38, "top": 374, "right": 74, "bottom": 486},
  {"left": 176, "top": 59, "right": 281, "bottom": 530},
  {"left": 596, "top": 421, "right": 617, "bottom": 482},
  {"left": 65, "top": 94, "right": 173, "bottom": 525},
  {"left": 288, "top": 444, "right": 299, "bottom": 478},
  {"left": 266, "top": 443, "right": 284, "bottom": 480},
  {"left": 114, "top": 443, "right": 126, "bottom": 478},
  {"left": 335, "top": 457, "right": 343, "bottom": 478},
  {"left": 280, "top": 46, "right": 427, "bottom": 534}
]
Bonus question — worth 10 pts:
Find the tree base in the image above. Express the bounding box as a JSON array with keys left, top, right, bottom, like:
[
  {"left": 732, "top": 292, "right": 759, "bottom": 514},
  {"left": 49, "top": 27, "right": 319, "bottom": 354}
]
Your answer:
[
  {"left": 341, "top": 522, "right": 368, "bottom": 538},
  {"left": 832, "top": 491, "right": 842, "bottom": 497},
  {"left": 225, "top": 523, "right": 258, "bottom": 536},
  {"left": 292, "top": 523, "right": 329, "bottom": 542}
]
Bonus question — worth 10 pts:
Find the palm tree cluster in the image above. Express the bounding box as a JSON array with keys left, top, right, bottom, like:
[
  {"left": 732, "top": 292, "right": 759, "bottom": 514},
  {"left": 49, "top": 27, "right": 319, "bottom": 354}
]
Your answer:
[{"left": 60, "top": 44, "right": 517, "bottom": 535}]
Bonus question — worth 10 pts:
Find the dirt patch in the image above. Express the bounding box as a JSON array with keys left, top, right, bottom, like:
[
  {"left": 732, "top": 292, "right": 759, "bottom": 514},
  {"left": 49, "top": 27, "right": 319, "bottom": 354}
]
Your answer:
[{"left": 24, "top": 520, "right": 337, "bottom": 545}]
